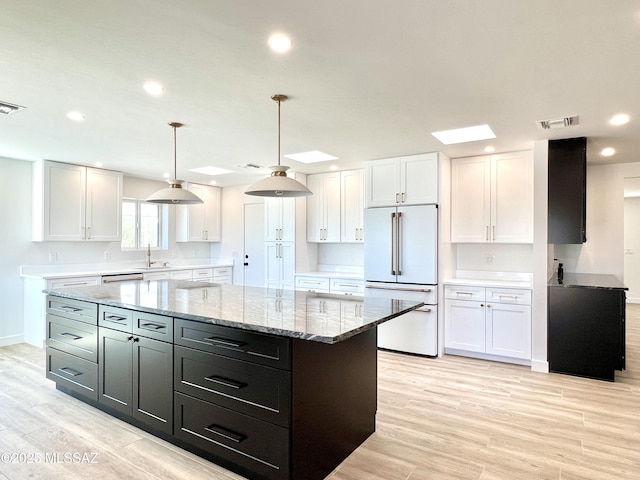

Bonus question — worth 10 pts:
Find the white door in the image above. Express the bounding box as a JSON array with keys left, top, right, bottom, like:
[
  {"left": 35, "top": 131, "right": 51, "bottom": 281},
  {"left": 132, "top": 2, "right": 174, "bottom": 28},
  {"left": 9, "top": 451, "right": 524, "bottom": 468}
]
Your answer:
[
  {"left": 363, "top": 207, "right": 396, "bottom": 283},
  {"left": 397, "top": 204, "right": 437, "bottom": 284},
  {"left": 243, "top": 203, "right": 265, "bottom": 287},
  {"left": 400, "top": 153, "right": 438, "bottom": 205},
  {"left": 444, "top": 299, "right": 486, "bottom": 352},
  {"left": 451, "top": 156, "right": 491, "bottom": 243},
  {"left": 485, "top": 303, "right": 531, "bottom": 359},
  {"left": 365, "top": 157, "right": 399, "bottom": 208}
]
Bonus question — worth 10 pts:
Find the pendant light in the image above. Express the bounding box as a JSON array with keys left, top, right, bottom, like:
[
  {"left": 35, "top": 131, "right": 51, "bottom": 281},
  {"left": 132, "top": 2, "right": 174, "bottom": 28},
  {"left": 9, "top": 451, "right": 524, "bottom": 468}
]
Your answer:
[
  {"left": 245, "top": 94, "right": 312, "bottom": 197},
  {"left": 146, "top": 122, "right": 204, "bottom": 204}
]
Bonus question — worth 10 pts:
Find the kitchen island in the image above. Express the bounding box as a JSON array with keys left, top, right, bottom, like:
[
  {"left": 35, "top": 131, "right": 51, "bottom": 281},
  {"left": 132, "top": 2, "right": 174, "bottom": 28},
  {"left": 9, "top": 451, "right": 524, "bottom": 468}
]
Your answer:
[
  {"left": 548, "top": 273, "right": 627, "bottom": 381},
  {"left": 43, "top": 280, "right": 424, "bottom": 480}
]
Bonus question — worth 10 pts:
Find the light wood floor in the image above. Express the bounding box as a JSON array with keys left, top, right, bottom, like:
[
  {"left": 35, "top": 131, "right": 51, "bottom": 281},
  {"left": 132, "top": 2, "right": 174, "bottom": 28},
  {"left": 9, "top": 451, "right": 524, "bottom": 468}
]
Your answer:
[{"left": 1, "top": 305, "right": 638, "bottom": 480}]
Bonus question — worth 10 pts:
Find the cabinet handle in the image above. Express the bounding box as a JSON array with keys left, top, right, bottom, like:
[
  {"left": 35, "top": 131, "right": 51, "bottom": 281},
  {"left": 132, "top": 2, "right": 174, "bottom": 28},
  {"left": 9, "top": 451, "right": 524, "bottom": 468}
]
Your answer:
[
  {"left": 486, "top": 304, "right": 491, "bottom": 308},
  {"left": 204, "top": 424, "right": 246, "bottom": 443},
  {"left": 455, "top": 291, "right": 473, "bottom": 297},
  {"left": 397, "top": 211, "right": 403, "bottom": 275},
  {"left": 105, "top": 315, "right": 127, "bottom": 322},
  {"left": 390, "top": 212, "right": 396, "bottom": 275},
  {"left": 498, "top": 295, "right": 519, "bottom": 300},
  {"left": 59, "top": 305, "right": 82, "bottom": 312},
  {"left": 486, "top": 226, "right": 489, "bottom": 241},
  {"left": 205, "top": 336, "right": 247, "bottom": 349},
  {"left": 396, "top": 193, "right": 399, "bottom": 204},
  {"left": 367, "top": 285, "right": 431, "bottom": 293},
  {"left": 416, "top": 307, "right": 432, "bottom": 313},
  {"left": 402, "top": 192, "right": 406, "bottom": 203},
  {"left": 140, "top": 322, "right": 165, "bottom": 331},
  {"left": 492, "top": 225, "right": 496, "bottom": 241},
  {"left": 205, "top": 375, "right": 246, "bottom": 390},
  {"left": 58, "top": 367, "right": 82, "bottom": 377},
  {"left": 87, "top": 226, "right": 91, "bottom": 240},
  {"left": 359, "top": 228, "right": 363, "bottom": 241},
  {"left": 58, "top": 332, "right": 82, "bottom": 341}
]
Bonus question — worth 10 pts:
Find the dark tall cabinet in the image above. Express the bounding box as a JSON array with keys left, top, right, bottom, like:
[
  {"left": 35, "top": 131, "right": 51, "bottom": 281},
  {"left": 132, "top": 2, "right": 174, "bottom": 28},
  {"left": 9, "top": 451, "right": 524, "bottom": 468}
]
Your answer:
[{"left": 548, "top": 137, "right": 587, "bottom": 244}]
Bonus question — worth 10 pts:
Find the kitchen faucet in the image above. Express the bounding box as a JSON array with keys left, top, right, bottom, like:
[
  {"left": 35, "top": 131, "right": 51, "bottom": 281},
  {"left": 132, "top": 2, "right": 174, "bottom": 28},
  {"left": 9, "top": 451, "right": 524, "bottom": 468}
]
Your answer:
[{"left": 146, "top": 243, "right": 156, "bottom": 268}]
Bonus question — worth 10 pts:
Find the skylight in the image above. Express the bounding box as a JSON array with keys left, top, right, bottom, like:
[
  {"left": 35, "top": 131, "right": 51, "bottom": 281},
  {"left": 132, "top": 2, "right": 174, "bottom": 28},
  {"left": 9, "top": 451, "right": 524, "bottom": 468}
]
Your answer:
[
  {"left": 431, "top": 124, "right": 496, "bottom": 145},
  {"left": 283, "top": 151, "right": 338, "bottom": 164},
  {"left": 189, "top": 166, "right": 234, "bottom": 176}
]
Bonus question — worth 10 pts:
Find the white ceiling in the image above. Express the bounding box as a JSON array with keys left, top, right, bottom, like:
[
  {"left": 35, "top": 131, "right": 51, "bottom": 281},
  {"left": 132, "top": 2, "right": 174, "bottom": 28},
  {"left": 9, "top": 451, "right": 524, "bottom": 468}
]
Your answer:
[{"left": 2, "top": 0, "right": 640, "bottom": 188}]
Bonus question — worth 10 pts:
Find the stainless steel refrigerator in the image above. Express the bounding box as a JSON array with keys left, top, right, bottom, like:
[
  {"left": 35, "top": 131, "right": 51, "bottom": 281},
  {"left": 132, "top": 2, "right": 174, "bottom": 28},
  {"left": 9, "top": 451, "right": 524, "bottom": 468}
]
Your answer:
[{"left": 364, "top": 204, "right": 438, "bottom": 356}]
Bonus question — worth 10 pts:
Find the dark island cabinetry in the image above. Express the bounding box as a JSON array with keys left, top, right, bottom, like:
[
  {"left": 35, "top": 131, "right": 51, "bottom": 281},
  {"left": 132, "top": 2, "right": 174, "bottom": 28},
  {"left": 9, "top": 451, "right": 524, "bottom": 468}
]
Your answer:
[
  {"left": 548, "top": 137, "right": 587, "bottom": 244},
  {"left": 548, "top": 274, "right": 626, "bottom": 381}
]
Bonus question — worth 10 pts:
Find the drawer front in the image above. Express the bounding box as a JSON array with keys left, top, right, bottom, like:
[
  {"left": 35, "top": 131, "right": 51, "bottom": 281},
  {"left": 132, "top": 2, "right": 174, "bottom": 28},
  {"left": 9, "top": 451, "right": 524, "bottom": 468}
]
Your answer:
[
  {"left": 213, "top": 267, "right": 232, "bottom": 277},
  {"left": 174, "top": 392, "right": 289, "bottom": 480},
  {"left": 295, "top": 276, "right": 330, "bottom": 292},
  {"left": 133, "top": 311, "right": 174, "bottom": 342},
  {"left": 192, "top": 268, "right": 214, "bottom": 280},
  {"left": 366, "top": 284, "right": 437, "bottom": 303},
  {"left": 46, "top": 313, "right": 98, "bottom": 362},
  {"left": 486, "top": 288, "right": 531, "bottom": 305},
  {"left": 46, "top": 296, "right": 97, "bottom": 325},
  {"left": 170, "top": 270, "right": 193, "bottom": 280},
  {"left": 143, "top": 271, "right": 170, "bottom": 281},
  {"left": 330, "top": 279, "right": 364, "bottom": 295},
  {"left": 46, "top": 347, "right": 98, "bottom": 401},
  {"left": 99, "top": 305, "right": 133, "bottom": 333},
  {"left": 174, "top": 319, "right": 291, "bottom": 370},
  {"left": 48, "top": 276, "right": 101, "bottom": 289},
  {"left": 175, "top": 346, "right": 291, "bottom": 427},
  {"left": 444, "top": 285, "right": 485, "bottom": 302},
  {"left": 213, "top": 275, "right": 232, "bottom": 285}
]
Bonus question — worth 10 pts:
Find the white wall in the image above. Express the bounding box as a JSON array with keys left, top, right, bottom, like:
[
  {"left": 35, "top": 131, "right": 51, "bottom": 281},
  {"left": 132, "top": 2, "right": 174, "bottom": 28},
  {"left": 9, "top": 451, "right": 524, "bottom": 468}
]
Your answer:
[
  {"left": 317, "top": 244, "right": 363, "bottom": 267},
  {"left": 624, "top": 196, "right": 640, "bottom": 302},
  {"left": 455, "top": 244, "right": 532, "bottom": 272}
]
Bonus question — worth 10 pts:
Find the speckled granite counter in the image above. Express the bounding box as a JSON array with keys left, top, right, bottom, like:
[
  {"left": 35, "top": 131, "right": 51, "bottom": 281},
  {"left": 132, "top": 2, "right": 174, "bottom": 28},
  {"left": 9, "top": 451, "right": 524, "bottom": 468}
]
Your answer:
[
  {"left": 548, "top": 273, "right": 628, "bottom": 290},
  {"left": 44, "top": 279, "right": 423, "bottom": 344}
]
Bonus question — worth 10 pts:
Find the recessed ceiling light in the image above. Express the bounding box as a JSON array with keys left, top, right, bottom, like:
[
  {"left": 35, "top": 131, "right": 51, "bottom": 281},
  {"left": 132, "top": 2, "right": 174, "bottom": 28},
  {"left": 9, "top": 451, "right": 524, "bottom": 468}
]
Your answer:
[
  {"left": 329, "top": 165, "right": 339, "bottom": 171},
  {"left": 210, "top": 180, "right": 217, "bottom": 186},
  {"left": 143, "top": 81, "right": 164, "bottom": 96},
  {"left": 283, "top": 151, "right": 338, "bottom": 164},
  {"left": 610, "top": 113, "right": 630, "bottom": 126},
  {"left": 94, "top": 161, "right": 103, "bottom": 168},
  {"left": 67, "top": 111, "right": 86, "bottom": 122},
  {"left": 163, "top": 172, "right": 171, "bottom": 179},
  {"left": 601, "top": 147, "right": 616, "bottom": 157},
  {"left": 268, "top": 33, "right": 292, "bottom": 53},
  {"left": 431, "top": 124, "right": 496, "bottom": 145},
  {"left": 189, "top": 166, "right": 234, "bottom": 176},
  {"left": 484, "top": 146, "right": 495, "bottom": 153}
]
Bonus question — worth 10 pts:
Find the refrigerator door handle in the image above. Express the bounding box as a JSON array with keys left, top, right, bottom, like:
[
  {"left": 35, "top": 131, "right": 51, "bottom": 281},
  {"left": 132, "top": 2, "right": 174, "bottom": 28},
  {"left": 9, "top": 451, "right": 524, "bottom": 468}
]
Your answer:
[
  {"left": 390, "top": 212, "right": 396, "bottom": 275},
  {"left": 397, "top": 212, "right": 403, "bottom": 275},
  {"left": 366, "top": 285, "right": 432, "bottom": 293}
]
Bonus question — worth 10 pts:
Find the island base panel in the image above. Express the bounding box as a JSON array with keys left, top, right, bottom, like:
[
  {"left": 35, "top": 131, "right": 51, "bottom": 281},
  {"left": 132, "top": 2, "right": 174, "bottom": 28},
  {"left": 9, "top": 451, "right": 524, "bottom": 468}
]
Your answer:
[{"left": 292, "top": 327, "right": 378, "bottom": 480}]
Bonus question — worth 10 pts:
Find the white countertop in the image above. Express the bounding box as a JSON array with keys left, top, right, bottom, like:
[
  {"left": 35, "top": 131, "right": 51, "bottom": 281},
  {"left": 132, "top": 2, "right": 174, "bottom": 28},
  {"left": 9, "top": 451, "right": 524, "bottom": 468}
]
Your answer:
[
  {"left": 295, "top": 271, "right": 364, "bottom": 281},
  {"left": 443, "top": 270, "right": 532, "bottom": 289}
]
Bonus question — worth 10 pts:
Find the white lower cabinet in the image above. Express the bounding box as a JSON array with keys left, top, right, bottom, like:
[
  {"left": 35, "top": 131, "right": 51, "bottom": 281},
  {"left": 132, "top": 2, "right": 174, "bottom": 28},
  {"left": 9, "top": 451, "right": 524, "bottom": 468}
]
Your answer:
[
  {"left": 444, "top": 284, "right": 531, "bottom": 362},
  {"left": 266, "top": 242, "right": 295, "bottom": 289}
]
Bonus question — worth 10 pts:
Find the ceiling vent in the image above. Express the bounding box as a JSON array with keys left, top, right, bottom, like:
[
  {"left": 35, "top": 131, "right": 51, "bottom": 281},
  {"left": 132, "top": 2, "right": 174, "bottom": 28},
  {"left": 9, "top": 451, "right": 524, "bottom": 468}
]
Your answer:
[
  {"left": 0, "top": 101, "right": 26, "bottom": 115},
  {"left": 235, "top": 163, "right": 264, "bottom": 169},
  {"left": 536, "top": 115, "right": 579, "bottom": 130}
]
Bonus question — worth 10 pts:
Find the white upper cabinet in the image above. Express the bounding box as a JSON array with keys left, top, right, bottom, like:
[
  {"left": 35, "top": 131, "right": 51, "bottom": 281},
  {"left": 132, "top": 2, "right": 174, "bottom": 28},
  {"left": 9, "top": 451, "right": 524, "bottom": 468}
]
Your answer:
[
  {"left": 365, "top": 153, "right": 438, "bottom": 208},
  {"left": 340, "top": 169, "right": 365, "bottom": 242},
  {"left": 450, "top": 151, "right": 533, "bottom": 243},
  {"left": 306, "top": 172, "right": 340, "bottom": 242},
  {"left": 265, "top": 197, "right": 295, "bottom": 241},
  {"left": 33, "top": 160, "right": 122, "bottom": 242},
  {"left": 176, "top": 183, "right": 221, "bottom": 242}
]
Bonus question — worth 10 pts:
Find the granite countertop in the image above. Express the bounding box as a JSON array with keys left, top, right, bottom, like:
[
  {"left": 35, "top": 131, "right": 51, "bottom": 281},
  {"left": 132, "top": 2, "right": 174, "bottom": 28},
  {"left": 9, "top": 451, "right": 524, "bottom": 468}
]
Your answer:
[
  {"left": 44, "top": 280, "right": 423, "bottom": 344},
  {"left": 548, "top": 273, "right": 628, "bottom": 290}
]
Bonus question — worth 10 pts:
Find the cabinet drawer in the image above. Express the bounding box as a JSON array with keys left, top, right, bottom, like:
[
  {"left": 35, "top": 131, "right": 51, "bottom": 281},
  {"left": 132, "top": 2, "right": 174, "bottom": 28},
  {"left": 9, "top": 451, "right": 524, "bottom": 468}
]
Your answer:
[
  {"left": 48, "top": 276, "right": 101, "bottom": 289},
  {"left": 486, "top": 288, "right": 531, "bottom": 305},
  {"left": 170, "top": 270, "right": 193, "bottom": 280},
  {"left": 444, "top": 285, "right": 485, "bottom": 301},
  {"left": 330, "top": 279, "right": 364, "bottom": 295},
  {"left": 174, "top": 319, "right": 291, "bottom": 370},
  {"left": 133, "top": 312, "right": 174, "bottom": 342},
  {"left": 46, "top": 313, "right": 98, "bottom": 362},
  {"left": 174, "top": 392, "right": 289, "bottom": 480},
  {"left": 295, "top": 276, "right": 330, "bottom": 292},
  {"left": 46, "top": 347, "right": 98, "bottom": 401},
  {"left": 192, "top": 268, "right": 214, "bottom": 280},
  {"left": 213, "top": 267, "right": 232, "bottom": 277},
  {"left": 175, "top": 346, "right": 291, "bottom": 428},
  {"left": 46, "top": 296, "right": 97, "bottom": 325},
  {"left": 99, "top": 305, "right": 133, "bottom": 332},
  {"left": 213, "top": 275, "right": 232, "bottom": 285}
]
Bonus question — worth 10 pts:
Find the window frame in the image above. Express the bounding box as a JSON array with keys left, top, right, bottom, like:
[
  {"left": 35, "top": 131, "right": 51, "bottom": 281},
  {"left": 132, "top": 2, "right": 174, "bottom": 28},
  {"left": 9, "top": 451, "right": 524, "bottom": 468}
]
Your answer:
[{"left": 121, "top": 198, "right": 166, "bottom": 251}]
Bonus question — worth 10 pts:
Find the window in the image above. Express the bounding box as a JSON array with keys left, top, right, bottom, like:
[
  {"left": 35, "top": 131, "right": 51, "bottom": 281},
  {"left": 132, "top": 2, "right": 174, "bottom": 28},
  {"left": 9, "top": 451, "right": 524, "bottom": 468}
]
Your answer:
[{"left": 121, "top": 199, "right": 162, "bottom": 249}]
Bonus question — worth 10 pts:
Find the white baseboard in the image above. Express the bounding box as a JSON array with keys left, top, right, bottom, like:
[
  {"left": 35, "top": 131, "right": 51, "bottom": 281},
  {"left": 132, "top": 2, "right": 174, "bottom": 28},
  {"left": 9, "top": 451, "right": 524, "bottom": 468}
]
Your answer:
[
  {"left": 0, "top": 334, "right": 25, "bottom": 347},
  {"left": 530, "top": 358, "right": 549, "bottom": 373}
]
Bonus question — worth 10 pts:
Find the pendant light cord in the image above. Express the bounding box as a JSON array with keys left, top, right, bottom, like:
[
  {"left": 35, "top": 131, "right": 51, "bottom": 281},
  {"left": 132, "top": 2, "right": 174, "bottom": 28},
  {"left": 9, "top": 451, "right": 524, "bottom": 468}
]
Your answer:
[
  {"left": 277, "top": 97, "right": 281, "bottom": 167},
  {"left": 173, "top": 124, "right": 177, "bottom": 179}
]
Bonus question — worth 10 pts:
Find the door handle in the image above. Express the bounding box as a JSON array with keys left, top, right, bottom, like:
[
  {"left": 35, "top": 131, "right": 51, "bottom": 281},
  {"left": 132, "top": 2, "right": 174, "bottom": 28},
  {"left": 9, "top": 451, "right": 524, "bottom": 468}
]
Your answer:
[
  {"left": 397, "top": 211, "right": 403, "bottom": 275},
  {"left": 390, "top": 212, "right": 396, "bottom": 275}
]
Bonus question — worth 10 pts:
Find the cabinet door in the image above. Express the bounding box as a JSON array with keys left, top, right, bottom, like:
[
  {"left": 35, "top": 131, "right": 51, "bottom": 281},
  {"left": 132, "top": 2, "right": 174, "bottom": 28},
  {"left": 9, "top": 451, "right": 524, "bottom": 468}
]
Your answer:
[
  {"left": 98, "top": 328, "right": 132, "bottom": 416},
  {"left": 491, "top": 151, "right": 533, "bottom": 243},
  {"left": 341, "top": 169, "right": 364, "bottom": 242},
  {"left": 485, "top": 303, "right": 531, "bottom": 359},
  {"left": 202, "top": 185, "right": 221, "bottom": 241},
  {"left": 444, "top": 299, "right": 485, "bottom": 352},
  {"left": 323, "top": 172, "right": 341, "bottom": 242},
  {"left": 306, "top": 175, "right": 324, "bottom": 242},
  {"left": 188, "top": 183, "right": 207, "bottom": 241},
  {"left": 132, "top": 336, "right": 173, "bottom": 434},
  {"left": 397, "top": 205, "right": 437, "bottom": 284},
  {"left": 400, "top": 153, "right": 438, "bottom": 205},
  {"left": 265, "top": 198, "right": 295, "bottom": 241},
  {"left": 43, "top": 162, "right": 86, "bottom": 241},
  {"left": 451, "top": 156, "right": 491, "bottom": 243},
  {"left": 279, "top": 242, "right": 295, "bottom": 289},
  {"left": 85, "top": 167, "right": 123, "bottom": 241},
  {"left": 265, "top": 243, "right": 281, "bottom": 289},
  {"left": 365, "top": 157, "right": 399, "bottom": 208}
]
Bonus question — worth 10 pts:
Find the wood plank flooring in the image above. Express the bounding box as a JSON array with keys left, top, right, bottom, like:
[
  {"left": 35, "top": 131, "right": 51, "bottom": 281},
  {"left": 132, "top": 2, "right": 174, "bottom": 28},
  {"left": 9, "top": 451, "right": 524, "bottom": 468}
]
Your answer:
[{"left": 1, "top": 305, "right": 638, "bottom": 480}]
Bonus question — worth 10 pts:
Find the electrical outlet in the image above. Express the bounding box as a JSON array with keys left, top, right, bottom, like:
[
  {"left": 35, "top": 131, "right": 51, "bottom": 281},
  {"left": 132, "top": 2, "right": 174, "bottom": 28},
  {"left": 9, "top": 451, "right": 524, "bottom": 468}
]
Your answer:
[
  {"left": 484, "top": 254, "right": 495, "bottom": 265},
  {"left": 103, "top": 252, "right": 111, "bottom": 261},
  {"left": 48, "top": 252, "right": 57, "bottom": 263}
]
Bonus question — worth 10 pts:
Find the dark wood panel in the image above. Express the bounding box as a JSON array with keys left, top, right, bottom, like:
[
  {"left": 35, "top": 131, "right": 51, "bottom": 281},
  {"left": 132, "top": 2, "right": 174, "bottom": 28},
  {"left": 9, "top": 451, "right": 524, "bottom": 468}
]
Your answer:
[
  {"left": 46, "top": 313, "right": 98, "bottom": 362},
  {"left": 99, "top": 305, "right": 133, "bottom": 332},
  {"left": 46, "top": 295, "right": 97, "bottom": 325},
  {"left": 133, "top": 311, "right": 174, "bottom": 342},
  {"left": 46, "top": 346, "right": 98, "bottom": 401},
  {"left": 98, "top": 328, "right": 133, "bottom": 414}
]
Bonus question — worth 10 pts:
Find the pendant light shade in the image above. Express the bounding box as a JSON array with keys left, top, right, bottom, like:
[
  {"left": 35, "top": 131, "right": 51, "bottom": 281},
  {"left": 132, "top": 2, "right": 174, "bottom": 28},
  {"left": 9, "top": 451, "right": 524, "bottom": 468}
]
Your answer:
[
  {"left": 245, "top": 95, "right": 312, "bottom": 197},
  {"left": 146, "top": 122, "right": 204, "bottom": 205}
]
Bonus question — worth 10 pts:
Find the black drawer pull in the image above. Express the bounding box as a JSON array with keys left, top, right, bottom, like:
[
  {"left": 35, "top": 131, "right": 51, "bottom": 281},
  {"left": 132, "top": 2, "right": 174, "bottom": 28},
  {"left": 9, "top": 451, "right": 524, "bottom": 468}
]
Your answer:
[
  {"left": 105, "top": 315, "right": 127, "bottom": 322},
  {"left": 58, "top": 332, "right": 82, "bottom": 341},
  {"left": 204, "top": 336, "right": 247, "bottom": 349},
  {"left": 59, "top": 305, "right": 82, "bottom": 312},
  {"left": 204, "top": 424, "right": 246, "bottom": 443},
  {"left": 58, "top": 367, "right": 82, "bottom": 377},
  {"left": 140, "top": 322, "right": 165, "bottom": 331},
  {"left": 204, "top": 375, "right": 246, "bottom": 390}
]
